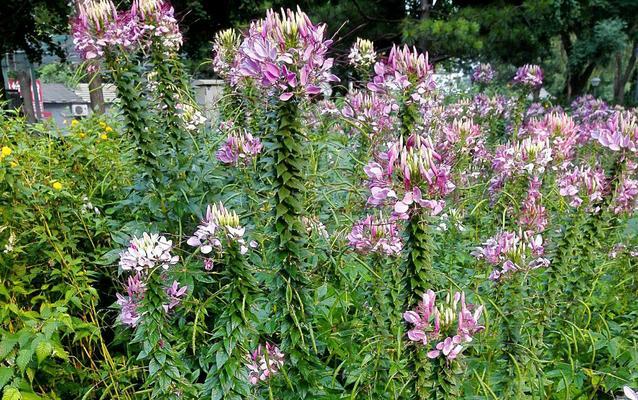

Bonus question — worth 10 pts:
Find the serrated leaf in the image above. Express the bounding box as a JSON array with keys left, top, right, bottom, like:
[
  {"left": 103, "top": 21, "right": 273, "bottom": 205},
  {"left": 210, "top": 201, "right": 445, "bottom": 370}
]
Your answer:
[
  {"left": 2, "top": 387, "right": 21, "bottom": 400},
  {"left": 35, "top": 342, "right": 52, "bottom": 365}
]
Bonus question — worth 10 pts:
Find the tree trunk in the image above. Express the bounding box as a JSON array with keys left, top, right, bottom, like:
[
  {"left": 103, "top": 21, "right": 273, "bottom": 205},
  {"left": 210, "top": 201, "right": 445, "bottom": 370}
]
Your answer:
[
  {"left": 567, "top": 63, "right": 596, "bottom": 100},
  {"left": 613, "top": 42, "right": 637, "bottom": 105},
  {"left": 560, "top": 33, "right": 574, "bottom": 99},
  {"left": 418, "top": 0, "right": 431, "bottom": 53},
  {"left": 16, "top": 69, "right": 36, "bottom": 123},
  {"left": 88, "top": 63, "right": 105, "bottom": 114}
]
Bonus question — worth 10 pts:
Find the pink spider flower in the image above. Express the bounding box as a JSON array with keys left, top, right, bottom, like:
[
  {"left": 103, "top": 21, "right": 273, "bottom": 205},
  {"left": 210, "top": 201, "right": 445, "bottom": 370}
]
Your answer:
[
  {"left": 341, "top": 90, "right": 398, "bottom": 139},
  {"left": 513, "top": 64, "right": 543, "bottom": 89},
  {"left": 233, "top": 7, "right": 339, "bottom": 100},
  {"left": 473, "top": 230, "right": 549, "bottom": 281},
  {"left": 347, "top": 214, "right": 403, "bottom": 256},
  {"left": 404, "top": 289, "right": 484, "bottom": 362},
  {"left": 591, "top": 111, "right": 638, "bottom": 152},
  {"left": 367, "top": 44, "right": 436, "bottom": 105},
  {"left": 163, "top": 280, "right": 187, "bottom": 312},
  {"left": 611, "top": 174, "right": 638, "bottom": 215},
  {"left": 131, "top": 0, "right": 182, "bottom": 53},
  {"left": 557, "top": 164, "right": 607, "bottom": 210},
  {"left": 471, "top": 63, "right": 495, "bottom": 84},
  {"left": 119, "top": 233, "right": 179, "bottom": 273},
  {"left": 247, "top": 343, "right": 285, "bottom": 384},
  {"left": 116, "top": 272, "right": 146, "bottom": 327},
  {"left": 187, "top": 203, "right": 250, "bottom": 255},
  {"left": 212, "top": 28, "right": 241, "bottom": 79},
  {"left": 519, "top": 176, "right": 548, "bottom": 232},
  {"left": 72, "top": 0, "right": 141, "bottom": 60},
  {"left": 216, "top": 129, "right": 263, "bottom": 166}
]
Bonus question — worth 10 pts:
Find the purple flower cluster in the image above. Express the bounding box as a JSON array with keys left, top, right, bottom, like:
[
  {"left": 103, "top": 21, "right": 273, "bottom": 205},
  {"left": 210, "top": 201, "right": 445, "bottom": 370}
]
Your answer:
[
  {"left": 246, "top": 343, "right": 285, "bottom": 384},
  {"left": 187, "top": 203, "right": 255, "bottom": 257},
  {"left": 404, "top": 290, "right": 484, "bottom": 361},
  {"left": 471, "top": 63, "right": 495, "bottom": 84},
  {"left": 557, "top": 164, "right": 607, "bottom": 210},
  {"left": 368, "top": 45, "right": 436, "bottom": 104},
  {"left": 347, "top": 214, "right": 403, "bottom": 255},
  {"left": 119, "top": 232, "right": 179, "bottom": 273},
  {"left": 233, "top": 7, "right": 339, "bottom": 100},
  {"left": 216, "top": 129, "right": 263, "bottom": 166},
  {"left": 341, "top": 91, "right": 398, "bottom": 140},
  {"left": 591, "top": 111, "right": 638, "bottom": 152},
  {"left": 513, "top": 64, "right": 543, "bottom": 89},
  {"left": 212, "top": 28, "right": 241, "bottom": 78},
  {"left": 519, "top": 177, "right": 548, "bottom": 232},
  {"left": 163, "top": 280, "right": 188, "bottom": 312},
  {"left": 612, "top": 171, "right": 638, "bottom": 215},
  {"left": 72, "top": 0, "right": 140, "bottom": 60},
  {"left": 116, "top": 273, "right": 145, "bottom": 327},
  {"left": 472, "top": 230, "right": 549, "bottom": 281},
  {"left": 72, "top": 0, "right": 181, "bottom": 61}
]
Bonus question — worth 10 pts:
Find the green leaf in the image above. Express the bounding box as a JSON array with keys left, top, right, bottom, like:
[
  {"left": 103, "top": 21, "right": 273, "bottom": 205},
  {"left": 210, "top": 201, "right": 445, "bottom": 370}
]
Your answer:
[
  {"left": 35, "top": 342, "right": 52, "bottom": 365},
  {"left": 0, "top": 368, "right": 13, "bottom": 389},
  {"left": 2, "top": 387, "right": 21, "bottom": 400},
  {"left": 16, "top": 348, "right": 34, "bottom": 374}
]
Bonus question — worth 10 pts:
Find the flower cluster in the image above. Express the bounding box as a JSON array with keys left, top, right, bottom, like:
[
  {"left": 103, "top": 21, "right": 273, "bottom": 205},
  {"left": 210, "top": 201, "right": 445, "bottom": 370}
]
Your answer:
[
  {"left": 557, "top": 164, "right": 607, "bottom": 210},
  {"left": 341, "top": 90, "right": 397, "bottom": 139},
  {"left": 364, "top": 134, "right": 455, "bottom": 219},
  {"left": 212, "top": 28, "right": 241, "bottom": 78},
  {"left": 472, "top": 230, "right": 549, "bottom": 281},
  {"left": 348, "top": 38, "right": 376, "bottom": 71},
  {"left": 611, "top": 172, "right": 638, "bottom": 215},
  {"left": 513, "top": 64, "right": 543, "bottom": 89},
  {"left": 216, "top": 129, "right": 263, "bottom": 166},
  {"left": 233, "top": 7, "right": 339, "bottom": 100},
  {"left": 591, "top": 111, "right": 638, "bottom": 152},
  {"left": 519, "top": 177, "right": 548, "bottom": 232},
  {"left": 525, "top": 112, "right": 578, "bottom": 164},
  {"left": 471, "top": 63, "right": 495, "bottom": 84},
  {"left": 404, "top": 289, "right": 484, "bottom": 361},
  {"left": 246, "top": 343, "right": 285, "bottom": 384},
  {"left": 72, "top": 0, "right": 140, "bottom": 60},
  {"left": 119, "top": 233, "right": 179, "bottom": 273},
  {"left": 176, "top": 102, "right": 206, "bottom": 131},
  {"left": 116, "top": 273, "right": 145, "bottom": 327},
  {"left": 347, "top": 214, "right": 403, "bottom": 255},
  {"left": 302, "top": 215, "right": 330, "bottom": 239},
  {"left": 187, "top": 203, "right": 252, "bottom": 255},
  {"left": 131, "top": 0, "right": 183, "bottom": 54},
  {"left": 163, "top": 280, "right": 188, "bottom": 312},
  {"left": 367, "top": 45, "right": 436, "bottom": 104}
]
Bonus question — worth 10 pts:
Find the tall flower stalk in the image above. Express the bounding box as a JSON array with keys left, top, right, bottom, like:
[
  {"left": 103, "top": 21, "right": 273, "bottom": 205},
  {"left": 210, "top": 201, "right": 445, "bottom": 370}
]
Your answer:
[{"left": 188, "top": 204, "right": 261, "bottom": 399}]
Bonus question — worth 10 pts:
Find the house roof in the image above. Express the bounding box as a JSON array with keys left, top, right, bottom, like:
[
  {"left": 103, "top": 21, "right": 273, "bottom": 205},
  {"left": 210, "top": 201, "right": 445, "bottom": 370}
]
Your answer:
[
  {"left": 75, "top": 83, "right": 117, "bottom": 103},
  {"left": 41, "top": 83, "right": 85, "bottom": 104}
]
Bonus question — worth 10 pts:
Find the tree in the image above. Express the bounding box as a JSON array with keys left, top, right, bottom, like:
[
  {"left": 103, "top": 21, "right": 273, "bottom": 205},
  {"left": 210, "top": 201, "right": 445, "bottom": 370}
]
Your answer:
[{"left": 0, "top": 0, "right": 71, "bottom": 102}]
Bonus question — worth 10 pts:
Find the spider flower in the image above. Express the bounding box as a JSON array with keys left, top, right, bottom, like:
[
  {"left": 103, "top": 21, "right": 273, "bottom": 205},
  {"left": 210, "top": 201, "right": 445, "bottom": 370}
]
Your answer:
[
  {"left": 471, "top": 63, "right": 495, "bottom": 84},
  {"left": 163, "top": 280, "right": 188, "bottom": 312},
  {"left": 347, "top": 214, "right": 403, "bottom": 255},
  {"left": 341, "top": 90, "right": 398, "bottom": 138},
  {"left": 348, "top": 38, "right": 376, "bottom": 70},
  {"left": 611, "top": 174, "right": 638, "bottom": 215},
  {"left": 116, "top": 272, "right": 146, "bottom": 327},
  {"left": 119, "top": 233, "right": 179, "bottom": 273},
  {"left": 72, "top": 0, "right": 140, "bottom": 60},
  {"left": 590, "top": 111, "right": 638, "bottom": 152},
  {"left": 212, "top": 28, "right": 241, "bottom": 79},
  {"left": 473, "top": 230, "right": 549, "bottom": 281},
  {"left": 216, "top": 129, "right": 263, "bottom": 166},
  {"left": 187, "top": 203, "right": 249, "bottom": 254},
  {"left": 404, "top": 289, "right": 484, "bottom": 362},
  {"left": 247, "top": 343, "right": 285, "bottom": 385},
  {"left": 513, "top": 64, "right": 543, "bottom": 89},
  {"left": 234, "top": 7, "right": 339, "bottom": 100},
  {"left": 557, "top": 164, "right": 607, "bottom": 210},
  {"left": 368, "top": 44, "right": 436, "bottom": 104},
  {"left": 131, "top": 0, "right": 182, "bottom": 53},
  {"left": 519, "top": 177, "right": 548, "bottom": 232}
]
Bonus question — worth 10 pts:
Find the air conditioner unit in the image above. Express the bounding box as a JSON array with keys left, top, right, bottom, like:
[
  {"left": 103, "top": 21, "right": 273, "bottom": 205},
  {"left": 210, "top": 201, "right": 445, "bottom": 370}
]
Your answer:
[{"left": 72, "top": 104, "right": 90, "bottom": 117}]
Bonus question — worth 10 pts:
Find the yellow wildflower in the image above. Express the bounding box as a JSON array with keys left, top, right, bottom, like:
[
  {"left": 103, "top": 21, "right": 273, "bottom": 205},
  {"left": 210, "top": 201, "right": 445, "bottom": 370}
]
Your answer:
[
  {"left": 1, "top": 146, "right": 12, "bottom": 157},
  {"left": 79, "top": 132, "right": 86, "bottom": 138},
  {"left": 71, "top": 119, "right": 79, "bottom": 126},
  {"left": 52, "top": 182, "right": 63, "bottom": 190},
  {"left": 10, "top": 161, "right": 17, "bottom": 168},
  {"left": 105, "top": 126, "right": 113, "bottom": 132},
  {"left": 100, "top": 133, "right": 108, "bottom": 140}
]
